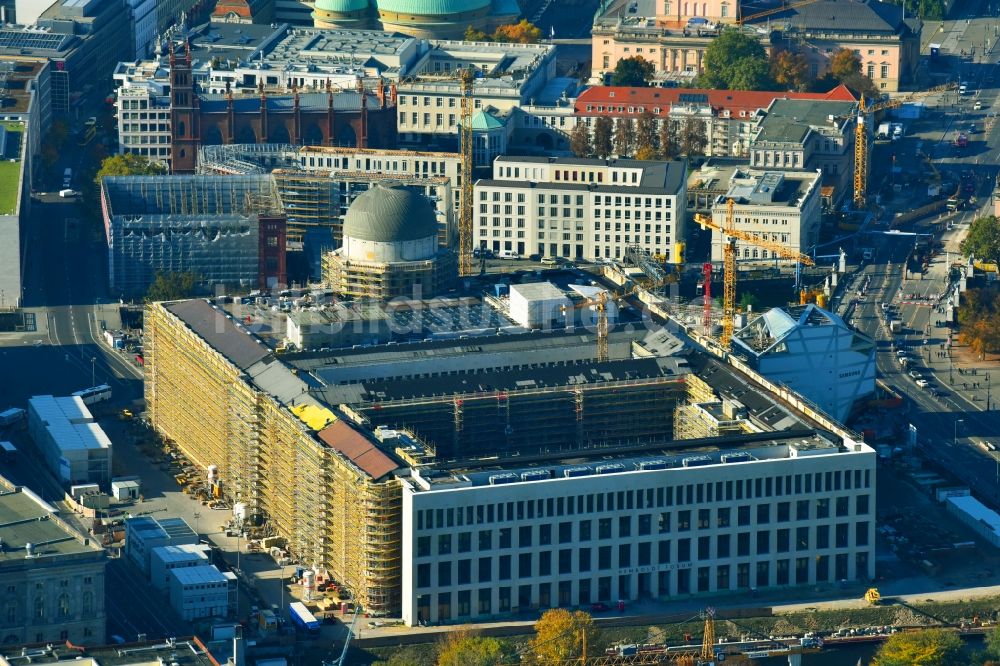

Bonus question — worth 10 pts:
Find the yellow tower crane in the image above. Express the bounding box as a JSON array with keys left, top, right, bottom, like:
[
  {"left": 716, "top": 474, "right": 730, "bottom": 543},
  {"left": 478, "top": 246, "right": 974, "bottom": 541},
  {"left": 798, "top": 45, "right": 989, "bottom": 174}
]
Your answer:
[
  {"left": 735, "top": 0, "right": 818, "bottom": 25},
  {"left": 561, "top": 286, "right": 641, "bottom": 363},
  {"left": 695, "top": 200, "right": 815, "bottom": 350},
  {"left": 458, "top": 68, "right": 475, "bottom": 277},
  {"left": 852, "top": 83, "right": 956, "bottom": 209},
  {"left": 700, "top": 608, "right": 716, "bottom": 662}
]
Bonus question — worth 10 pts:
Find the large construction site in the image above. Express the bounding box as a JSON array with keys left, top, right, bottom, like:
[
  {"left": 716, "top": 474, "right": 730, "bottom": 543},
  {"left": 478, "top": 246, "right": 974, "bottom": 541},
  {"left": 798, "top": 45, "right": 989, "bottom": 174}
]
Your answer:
[{"left": 144, "top": 283, "right": 875, "bottom": 620}]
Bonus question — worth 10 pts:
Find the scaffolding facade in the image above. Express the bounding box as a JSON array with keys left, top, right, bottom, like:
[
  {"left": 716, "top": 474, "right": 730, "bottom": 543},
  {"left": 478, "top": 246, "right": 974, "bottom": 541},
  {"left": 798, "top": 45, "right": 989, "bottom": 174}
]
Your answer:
[
  {"left": 357, "top": 377, "right": 687, "bottom": 461},
  {"left": 672, "top": 372, "right": 754, "bottom": 440},
  {"left": 103, "top": 175, "right": 281, "bottom": 296},
  {"left": 322, "top": 251, "right": 457, "bottom": 301},
  {"left": 145, "top": 302, "right": 401, "bottom": 615}
]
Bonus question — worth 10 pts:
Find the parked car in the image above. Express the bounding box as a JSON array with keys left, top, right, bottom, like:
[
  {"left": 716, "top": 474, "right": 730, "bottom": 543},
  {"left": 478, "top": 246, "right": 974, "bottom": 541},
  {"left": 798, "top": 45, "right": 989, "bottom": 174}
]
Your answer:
[
  {"left": 58, "top": 189, "right": 79, "bottom": 197},
  {"left": 541, "top": 256, "right": 559, "bottom": 265},
  {"left": 916, "top": 379, "right": 930, "bottom": 388},
  {"left": 909, "top": 370, "right": 922, "bottom": 380},
  {"left": 590, "top": 602, "right": 610, "bottom": 612}
]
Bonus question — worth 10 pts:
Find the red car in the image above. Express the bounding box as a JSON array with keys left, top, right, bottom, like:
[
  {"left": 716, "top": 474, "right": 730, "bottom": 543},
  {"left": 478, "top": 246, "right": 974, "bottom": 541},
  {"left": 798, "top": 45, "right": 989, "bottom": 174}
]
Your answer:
[{"left": 590, "top": 602, "right": 610, "bottom": 612}]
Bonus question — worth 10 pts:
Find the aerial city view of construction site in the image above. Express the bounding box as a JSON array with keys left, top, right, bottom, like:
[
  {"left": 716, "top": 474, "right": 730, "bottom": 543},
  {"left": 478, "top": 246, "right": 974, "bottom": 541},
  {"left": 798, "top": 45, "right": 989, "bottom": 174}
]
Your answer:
[{"left": 8, "top": 0, "right": 1000, "bottom": 663}]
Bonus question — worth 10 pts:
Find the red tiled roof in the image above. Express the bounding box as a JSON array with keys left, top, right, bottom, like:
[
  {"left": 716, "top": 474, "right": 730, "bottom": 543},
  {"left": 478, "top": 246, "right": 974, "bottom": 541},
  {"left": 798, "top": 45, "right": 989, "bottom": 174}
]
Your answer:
[
  {"left": 574, "top": 84, "right": 856, "bottom": 118},
  {"left": 317, "top": 420, "right": 400, "bottom": 481}
]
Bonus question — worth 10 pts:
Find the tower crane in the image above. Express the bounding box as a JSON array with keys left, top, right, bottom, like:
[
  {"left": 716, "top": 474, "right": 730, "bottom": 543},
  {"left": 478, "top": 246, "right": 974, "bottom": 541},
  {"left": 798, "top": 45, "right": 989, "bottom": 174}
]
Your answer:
[
  {"left": 561, "top": 286, "right": 641, "bottom": 363},
  {"left": 852, "top": 83, "right": 955, "bottom": 208},
  {"left": 695, "top": 199, "right": 815, "bottom": 351},
  {"left": 458, "top": 68, "right": 475, "bottom": 277}
]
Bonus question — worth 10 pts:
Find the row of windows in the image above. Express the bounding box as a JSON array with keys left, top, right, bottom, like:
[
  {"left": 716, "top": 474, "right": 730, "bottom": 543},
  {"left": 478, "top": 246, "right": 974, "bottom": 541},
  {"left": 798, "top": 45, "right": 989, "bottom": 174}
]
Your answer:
[
  {"left": 416, "top": 527, "right": 870, "bottom": 588},
  {"left": 595, "top": 223, "right": 667, "bottom": 233},
  {"left": 417, "top": 513, "right": 870, "bottom": 561},
  {"left": 301, "top": 156, "right": 454, "bottom": 175},
  {"left": 414, "top": 551, "right": 869, "bottom": 621},
  {"left": 416, "top": 487, "right": 871, "bottom": 533}
]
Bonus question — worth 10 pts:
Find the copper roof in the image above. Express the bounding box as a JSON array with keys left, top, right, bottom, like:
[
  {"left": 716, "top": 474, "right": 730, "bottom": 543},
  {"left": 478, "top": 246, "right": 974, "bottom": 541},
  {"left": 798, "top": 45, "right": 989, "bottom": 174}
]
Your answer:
[{"left": 318, "top": 420, "right": 400, "bottom": 480}]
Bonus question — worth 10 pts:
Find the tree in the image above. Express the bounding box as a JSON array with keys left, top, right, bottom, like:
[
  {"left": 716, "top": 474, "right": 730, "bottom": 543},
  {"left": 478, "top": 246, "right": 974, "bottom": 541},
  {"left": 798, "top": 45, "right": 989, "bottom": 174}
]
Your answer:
[
  {"left": 569, "top": 122, "right": 592, "bottom": 157},
  {"left": 492, "top": 19, "right": 542, "bottom": 44},
  {"left": 842, "top": 71, "right": 880, "bottom": 99},
  {"left": 526, "top": 609, "right": 595, "bottom": 665},
  {"left": 961, "top": 215, "right": 1000, "bottom": 265},
  {"left": 145, "top": 272, "right": 197, "bottom": 302},
  {"left": 464, "top": 25, "right": 489, "bottom": 41},
  {"left": 873, "top": 628, "right": 963, "bottom": 666},
  {"left": 635, "top": 110, "right": 658, "bottom": 155},
  {"left": 958, "top": 288, "right": 1000, "bottom": 360},
  {"left": 679, "top": 117, "right": 708, "bottom": 156},
  {"left": 829, "top": 48, "right": 862, "bottom": 81},
  {"left": 592, "top": 116, "right": 614, "bottom": 158},
  {"left": 700, "top": 28, "right": 771, "bottom": 90},
  {"left": 437, "top": 630, "right": 510, "bottom": 666},
  {"left": 770, "top": 49, "right": 810, "bottom": 91},
  {"left": 613, "top": 118, "right": 635, "bottom": 157},
  {"left": 610, "top": 56, "right": 654, "bottom": 87},
  {"left": 986, "top": 624, "right": 1000, "bottom": 660},
  {"left": 94, "top": 153, "right": 166, "bottom": 188},
  {"left": 658, "top": 120, "right": 678, "bottom": 160}
]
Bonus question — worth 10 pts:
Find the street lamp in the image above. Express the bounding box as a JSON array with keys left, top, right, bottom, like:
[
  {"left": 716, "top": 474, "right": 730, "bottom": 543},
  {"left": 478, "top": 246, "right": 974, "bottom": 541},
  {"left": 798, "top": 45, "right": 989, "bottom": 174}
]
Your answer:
[
  {"left": 90, "top": 357, "right": 96, "bottom": 388},
  {"left": 955, "top": 418, "right": 964, "bottom": 448}
]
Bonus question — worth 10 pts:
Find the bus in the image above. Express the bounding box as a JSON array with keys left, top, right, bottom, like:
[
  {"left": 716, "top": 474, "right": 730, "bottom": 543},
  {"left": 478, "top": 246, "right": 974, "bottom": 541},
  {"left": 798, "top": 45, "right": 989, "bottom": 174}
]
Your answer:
[
  {"left": 72, "top": 384, "right": 112, "bottom": 405},
  {"left": 76, "top": 117, "right": 97, "bottom": 146}
]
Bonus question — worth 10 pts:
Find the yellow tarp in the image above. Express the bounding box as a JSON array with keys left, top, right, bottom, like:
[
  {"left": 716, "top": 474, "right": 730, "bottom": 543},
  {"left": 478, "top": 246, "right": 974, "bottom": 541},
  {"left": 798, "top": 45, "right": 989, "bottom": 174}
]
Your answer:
[{"left": 291, "top": 403, "right": 337, "bottom": 431}]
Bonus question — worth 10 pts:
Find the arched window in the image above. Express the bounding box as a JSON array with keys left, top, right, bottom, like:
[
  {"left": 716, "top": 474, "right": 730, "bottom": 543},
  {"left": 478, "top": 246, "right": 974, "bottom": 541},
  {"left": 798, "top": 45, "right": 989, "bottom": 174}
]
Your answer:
[
  {"left": 34, "top": 597, "right": 44, "bottom": 619},
  {"left": 57, "top": 594, "right": 69, "bottom": 618},
  {"left": 177, "top": 121, "right": 186, "bottom": 137},
  {"left": 4, "top": 602, "right": 15, "bottom": 623}
]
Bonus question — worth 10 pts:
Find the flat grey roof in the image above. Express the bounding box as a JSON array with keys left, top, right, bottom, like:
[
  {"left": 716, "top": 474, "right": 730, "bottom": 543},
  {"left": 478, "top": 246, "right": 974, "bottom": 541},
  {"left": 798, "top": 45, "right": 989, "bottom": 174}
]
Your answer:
[{"left": 0, "top": 483, "right": 102, "bottom": 561}]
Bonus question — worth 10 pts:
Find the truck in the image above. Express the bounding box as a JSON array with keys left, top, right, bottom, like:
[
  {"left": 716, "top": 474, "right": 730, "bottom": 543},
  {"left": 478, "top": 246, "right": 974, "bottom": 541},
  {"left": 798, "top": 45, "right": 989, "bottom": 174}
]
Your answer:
[
  {"left": 258, "top": 609, "right": 278, "bottom": 632},
  {"left": 891, "top": 123, "right": 904, "bottom": 141},
  {"left": 876, "top": 122, "right": 891, "bottom": 140},
  {"left": 0, "top": 408, "right": 25, "bottom": 427},
  {"left": 288, "top": 602, "right": 320, "bottom": 634},
  {"left": 953, "top": 133, "right": 968, "bottom": 149}
]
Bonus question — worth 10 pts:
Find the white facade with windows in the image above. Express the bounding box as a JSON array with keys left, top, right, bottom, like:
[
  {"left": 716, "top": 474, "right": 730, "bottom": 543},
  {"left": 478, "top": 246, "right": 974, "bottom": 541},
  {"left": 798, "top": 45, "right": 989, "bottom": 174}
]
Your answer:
[
  {"left": 114, "top": 80, "right": 173, "bottom": 164},
  {"left": 473, "top": 156, "right": 686, "bottom": 262},
  {"left": 400, "top": 432, "right": 876, "bottom": 626},
  {"left": 709, "top": 169, "right": 822, "bottom": 263},
  {"left": 168, "top": 564, "right": 233, "bottom": 621}
]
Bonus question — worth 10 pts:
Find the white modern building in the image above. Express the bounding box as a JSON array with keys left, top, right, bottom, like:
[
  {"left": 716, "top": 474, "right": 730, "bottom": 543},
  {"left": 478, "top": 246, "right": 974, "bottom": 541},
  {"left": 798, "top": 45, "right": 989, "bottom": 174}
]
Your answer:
[
  {"left": 708, "top": 169, "right": 822, "bottom": 263},
  {"left": 731, "top": 305, "right": 876, "bottom": 422},
  {"left": 26, "top": 395, "right": 112, "bottom": 485},
  {"left": 507, "top": 282, "right": 570, "bottom": 330},
  {"left": 124, "top": 516, "right": 198, "bottom": 575},
  {"left": 168, "top": 564, "right": 233, "bottom": 621},
  {"left": 127, "top": 0, "right": 158, "bottom": 58},
  {"left": 474, "top": 156, "right": 687, "bottom": 262},
  {"left": 149, "top": 543, "right": 212, "bottom": 591},
  {"left": 400, "top": 429, "right": 876, "bottom": 625}
]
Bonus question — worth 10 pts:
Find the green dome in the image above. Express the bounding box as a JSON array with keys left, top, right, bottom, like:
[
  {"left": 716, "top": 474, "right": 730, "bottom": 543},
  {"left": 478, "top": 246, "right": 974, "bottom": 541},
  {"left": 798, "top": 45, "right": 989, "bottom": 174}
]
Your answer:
[
  {"left": 343, "top": 185, "right": 439, "bottom": 243},
  {"left": 314, "top": 0, "right": 369, "bottom": 12},
  {"left": 376, "top": 0, "right": 490, "bottom": 15}
]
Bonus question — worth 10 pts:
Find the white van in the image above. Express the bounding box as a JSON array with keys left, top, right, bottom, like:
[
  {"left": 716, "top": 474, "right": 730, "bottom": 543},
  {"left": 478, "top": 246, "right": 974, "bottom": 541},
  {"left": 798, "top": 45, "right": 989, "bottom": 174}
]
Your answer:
[{"left": 498, "top": 249, "right": 519, "bottom": 259}]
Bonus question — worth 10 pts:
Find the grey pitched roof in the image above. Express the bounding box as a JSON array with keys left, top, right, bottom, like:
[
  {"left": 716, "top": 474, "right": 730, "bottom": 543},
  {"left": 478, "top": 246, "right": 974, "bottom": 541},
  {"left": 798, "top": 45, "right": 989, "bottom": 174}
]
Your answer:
[
  {"left": 198, "top": 91, "right": 378, "bottom": 113},
  {"left": 166, "top": 299, "right": 271, "bottom": 370},
  {"left": 754, "top": 98, "right": 856, "bottom": 144},
  {"left": 775, "top": 0, "right": 914, "bottom": 34}
]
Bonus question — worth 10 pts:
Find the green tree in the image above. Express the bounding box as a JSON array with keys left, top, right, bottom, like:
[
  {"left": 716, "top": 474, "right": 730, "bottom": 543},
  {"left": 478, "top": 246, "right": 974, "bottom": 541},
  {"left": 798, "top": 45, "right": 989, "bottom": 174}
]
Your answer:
[
  {"left": 770, "top": 48, "right": 811, "bottom": 91},
  {"left": 679, "top": 117, "right": 708, "bottom": 156},
  {"left": 635, "top": 110, "right": 657, "bottom": 155},
  {"left": 700, "top": 28, "right": 771, "bottom": 90},
  {"left": 437, "top": 630, "right": 510, "bottom": 666},
  {"left": 829, "top": 47, "right": 861, "bottom": 81},
  {"left": 985, "top": 624, "right": 1000, "bottom": 660},
  {"left": 613, "top": 117, "right": 635, "bottom": 156},
  {"left": 526, "top": 609, "right": 595, "bottom": 665},
  {"left": 592, "top": 116, "right": 614, "bottom": 158},
  {"left": 94, "top": 153, "right": 166, "bottom": 189},
  {"left": 739, "top": 291, "right": 759, "bottom": 310},
  {"left": 610, "top": 56, "right": 655, "bottom": 86},
  {"left": 145, "top": 272, "right": 198, "bottom": 302},
  {"left": 569, "top": 122, "right": 592, "bottom": 157},
  {"left": 464, "top": 25, "right": 489, "bottom": 41},
  {"left": 873, "top": 628, "right": 963, "bottom": 666},
  {"left": 961, "top": 215, "right": 1000, "bottom": 265}
]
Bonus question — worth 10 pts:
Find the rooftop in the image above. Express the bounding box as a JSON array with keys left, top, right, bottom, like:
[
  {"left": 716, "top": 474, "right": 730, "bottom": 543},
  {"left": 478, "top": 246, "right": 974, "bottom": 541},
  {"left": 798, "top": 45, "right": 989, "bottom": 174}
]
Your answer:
[
  {"left": 171, "top": 564, "right": 228, "bottom": 585},
  {"left": 125, "top": 515, "right": 198, "bottom": 541},
  {"left": 0, "top": 477, "right": 103, "bottom": 562},
  {"left": 765, "top": 0, "right": 919, "bottom": 35},
  {"left": 165, "top": 300, "right": 271, "bottom": 370},
  {"left": 28, "top": 395, "right": 111, "bottom": 452},
  {"left": 317, "top": 419, "right": 402, "bottom": 480},
  {"left": 405, "top": 428, "right": 847, "bottom": 492},
  {"left": 574, "top": 85, "right": 856, "bottom": 117},
  {"left": 732, "top": 304, "right": 873, "bottom": 356},
  {"left": 754, "top": 98, "right": 856, "bottom": 145},
  {"left": 0, "top": 638, "right": 218, "bottom": 666},
  {"left": 489, "top": 156, "right": 687, "bottom": 193},
  {"left": 725, "top": 169, "right": 820, "bottom": 207},
  {"left": 151, "top": 543, "right": 210, "bottom": 564}
]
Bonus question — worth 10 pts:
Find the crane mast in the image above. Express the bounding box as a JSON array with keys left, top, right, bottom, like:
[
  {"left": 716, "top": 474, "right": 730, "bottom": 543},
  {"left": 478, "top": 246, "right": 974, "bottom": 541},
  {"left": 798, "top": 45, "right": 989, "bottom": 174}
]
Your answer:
[{"left": 459, "top": 68, "right": 475, "bottom": 277}]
